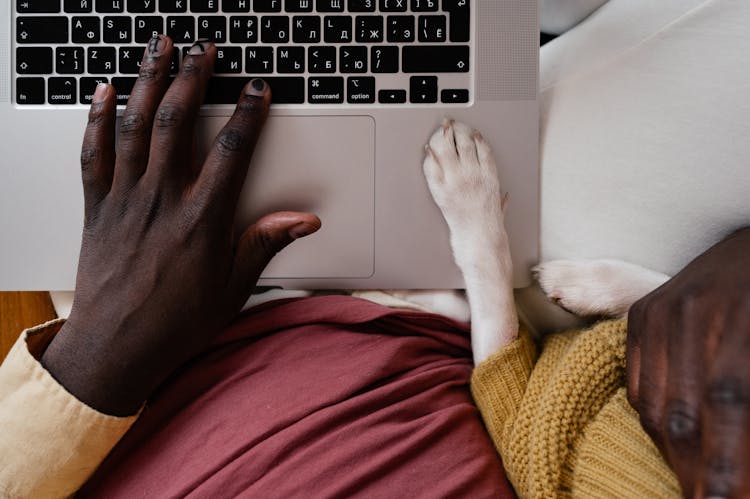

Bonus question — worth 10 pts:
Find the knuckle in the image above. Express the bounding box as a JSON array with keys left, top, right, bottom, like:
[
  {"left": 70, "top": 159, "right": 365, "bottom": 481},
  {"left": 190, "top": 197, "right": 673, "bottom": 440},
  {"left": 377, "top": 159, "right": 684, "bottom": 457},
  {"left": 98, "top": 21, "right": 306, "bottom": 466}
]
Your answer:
[
  {"left": 215, "top": 127, "right": 246, "bottom": 156},
  {"left": 80, "top": 147, "right": 99, "bottom": 172},
  {"left": 237, "top": 95, "right": 268, "bottom": 117},
  {"left": 119, "top": 111, "right": 149, "bottom": 139},
  {"left": 154, "top": 103, "right": 186, "bottom": 129},
  {"left": 705, "top": 455, "right": 738, "bottom": 496},
  {"left": 137, "top": 64, "right": 159, "bottom": 82},
  {"left": 180, "top": 61, "right": 203, "bottom": 77},
  {"left": 87, "top": 101, "right": 107, "bottom": 127},
  {"left": 664, "top": 401, "right": 701, "bottom": 447},
  {"left": 707, "top": 376, "right": 749, "bottom": 409}
]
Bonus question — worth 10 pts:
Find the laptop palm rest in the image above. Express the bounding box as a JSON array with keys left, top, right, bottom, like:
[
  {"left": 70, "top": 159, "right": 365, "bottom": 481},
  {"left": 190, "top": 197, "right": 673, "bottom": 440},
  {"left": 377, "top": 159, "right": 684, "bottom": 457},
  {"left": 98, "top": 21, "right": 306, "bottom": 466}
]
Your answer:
[{"left": 198, "top": 115, "right": 375, "bottom": 279}]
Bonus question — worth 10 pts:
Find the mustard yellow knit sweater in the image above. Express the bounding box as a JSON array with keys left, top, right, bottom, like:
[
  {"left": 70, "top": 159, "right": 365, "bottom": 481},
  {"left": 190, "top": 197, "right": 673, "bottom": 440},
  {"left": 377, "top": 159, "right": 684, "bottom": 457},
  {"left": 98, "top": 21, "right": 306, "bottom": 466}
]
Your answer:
[{"left": 471, "top": 319, "right": 681, "bottom": 498}]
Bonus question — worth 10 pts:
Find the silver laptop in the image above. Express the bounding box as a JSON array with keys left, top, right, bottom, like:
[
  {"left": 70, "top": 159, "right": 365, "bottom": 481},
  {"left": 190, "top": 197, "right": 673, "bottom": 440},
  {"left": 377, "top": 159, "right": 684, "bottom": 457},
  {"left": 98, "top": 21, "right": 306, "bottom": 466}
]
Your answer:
[{"left": 2, "top": 0, "right": 539, "bottom": 290}]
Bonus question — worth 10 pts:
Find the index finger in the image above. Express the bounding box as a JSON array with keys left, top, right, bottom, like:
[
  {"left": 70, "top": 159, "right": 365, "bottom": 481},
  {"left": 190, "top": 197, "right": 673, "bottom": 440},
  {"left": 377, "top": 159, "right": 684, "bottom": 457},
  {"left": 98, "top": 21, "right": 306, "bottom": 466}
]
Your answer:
[{"left": 193, "top": 78, "right": 271, "bottom": 211}]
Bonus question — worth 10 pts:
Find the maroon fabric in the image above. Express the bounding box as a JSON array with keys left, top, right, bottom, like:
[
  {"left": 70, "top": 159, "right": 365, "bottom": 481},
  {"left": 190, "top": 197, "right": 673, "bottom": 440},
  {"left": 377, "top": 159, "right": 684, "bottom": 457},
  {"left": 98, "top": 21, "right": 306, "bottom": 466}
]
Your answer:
[{"left": 79, "top": 296, "right": 515, "bottom": 498}]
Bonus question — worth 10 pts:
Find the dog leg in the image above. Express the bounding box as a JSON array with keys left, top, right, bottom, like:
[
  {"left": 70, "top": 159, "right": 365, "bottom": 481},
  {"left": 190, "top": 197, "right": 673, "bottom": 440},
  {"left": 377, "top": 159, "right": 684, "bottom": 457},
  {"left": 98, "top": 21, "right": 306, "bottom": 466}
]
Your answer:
[
  {"left": 533, "top": 259, "right": 670, "bottom": 317},
  {"left": 423, "top": 119, "right": 518, "bottom": 365}
]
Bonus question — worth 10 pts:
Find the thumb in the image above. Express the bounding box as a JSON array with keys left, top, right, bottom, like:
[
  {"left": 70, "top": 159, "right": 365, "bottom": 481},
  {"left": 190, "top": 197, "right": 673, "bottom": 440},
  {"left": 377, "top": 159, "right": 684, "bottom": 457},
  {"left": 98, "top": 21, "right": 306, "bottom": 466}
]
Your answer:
[{"left": 229, "top": 211, "right": 321, "bottom": 298}]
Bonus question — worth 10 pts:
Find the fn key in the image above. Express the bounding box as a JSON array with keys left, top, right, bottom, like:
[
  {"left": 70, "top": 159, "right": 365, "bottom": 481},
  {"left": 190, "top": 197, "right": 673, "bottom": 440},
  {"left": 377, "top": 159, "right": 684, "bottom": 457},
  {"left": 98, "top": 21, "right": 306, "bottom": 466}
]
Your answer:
[{"left": 16, "top": 77, "right": 45, "bottom": 104}]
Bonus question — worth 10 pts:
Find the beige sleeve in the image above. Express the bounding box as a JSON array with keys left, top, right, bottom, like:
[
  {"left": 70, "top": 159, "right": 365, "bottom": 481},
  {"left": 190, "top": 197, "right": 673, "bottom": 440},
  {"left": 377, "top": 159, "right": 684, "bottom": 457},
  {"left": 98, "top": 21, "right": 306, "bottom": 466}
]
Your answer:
[{"left": 0, "top": 320, "right": 139, "bottom": 499}]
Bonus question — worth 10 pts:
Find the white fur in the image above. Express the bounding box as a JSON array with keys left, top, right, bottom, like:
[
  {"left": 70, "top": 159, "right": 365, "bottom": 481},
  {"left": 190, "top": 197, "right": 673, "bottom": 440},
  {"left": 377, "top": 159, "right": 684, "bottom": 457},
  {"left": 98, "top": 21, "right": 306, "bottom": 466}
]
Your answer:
[
  {"left": 422, "top": 119, "right": 518, "bottom": 365},
  {"left": 533, "top": 259, "right": 669, "bottom": 317},
  {"left": 417, "top": 120, "right": 670, "bottom": 365}
]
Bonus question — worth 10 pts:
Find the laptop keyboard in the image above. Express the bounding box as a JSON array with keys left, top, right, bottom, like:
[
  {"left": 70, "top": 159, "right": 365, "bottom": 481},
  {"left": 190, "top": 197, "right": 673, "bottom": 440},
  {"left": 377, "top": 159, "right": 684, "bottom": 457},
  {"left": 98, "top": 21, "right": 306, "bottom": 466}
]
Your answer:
[{"left": 14, "top": 0, "right": 472, "bottom": 106}]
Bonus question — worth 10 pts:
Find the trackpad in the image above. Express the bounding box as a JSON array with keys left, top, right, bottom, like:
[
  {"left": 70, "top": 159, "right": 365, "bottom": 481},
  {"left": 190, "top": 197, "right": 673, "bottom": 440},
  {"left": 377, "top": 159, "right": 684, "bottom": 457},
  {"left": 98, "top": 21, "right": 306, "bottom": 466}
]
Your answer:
[{"left": 199, "top": 115, "right": 375, "bottom": 279}]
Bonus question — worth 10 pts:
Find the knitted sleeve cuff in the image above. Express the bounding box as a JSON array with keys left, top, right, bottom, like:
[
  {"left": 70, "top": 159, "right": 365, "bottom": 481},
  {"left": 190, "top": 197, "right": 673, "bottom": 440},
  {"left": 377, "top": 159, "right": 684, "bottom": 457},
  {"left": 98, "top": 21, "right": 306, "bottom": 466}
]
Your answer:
[
  {"left": 0, "top": 320, "right": 140, "bottom": 499},
  {"left": 470, "top": 330, "right": 537, "bottom": 450}
]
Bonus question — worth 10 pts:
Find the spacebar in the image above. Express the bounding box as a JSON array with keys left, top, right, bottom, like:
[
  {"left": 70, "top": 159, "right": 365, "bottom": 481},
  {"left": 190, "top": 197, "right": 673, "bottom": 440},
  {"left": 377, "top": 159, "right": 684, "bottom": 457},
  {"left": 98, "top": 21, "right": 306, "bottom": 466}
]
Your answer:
[{"left": 205, "top": 77, "right": 305, "bottom": 104}]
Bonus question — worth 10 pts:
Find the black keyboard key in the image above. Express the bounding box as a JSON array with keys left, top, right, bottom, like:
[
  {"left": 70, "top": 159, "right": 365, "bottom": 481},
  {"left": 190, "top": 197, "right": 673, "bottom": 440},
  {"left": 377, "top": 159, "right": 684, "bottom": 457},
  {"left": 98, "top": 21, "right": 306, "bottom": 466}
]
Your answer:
[
  {"left": 72, "top": 16, "right": 101, "bottom": 43},
  {"left": 402, "top": 45, "right": 469, "bottom": 72},
  {"left": 355, "top": 16, "right": 382, "bottom": 43},
  {"left": 16, "top": 17, "right": 68, "bottom": 44},
  {"left": 17, "top": 77, "right": 45, "bottom": 104},
  {"left": 88, "top": 46, "right": 116, "bottom": 73},
  {"left": 340, "top": 46, "right": 366, "bottom": 73},
  {"left": 135, "top": 16, "right": 163, "bottom": 42},
  {"left": 127, "top": 0, "right": 156, "bottom": 12},
  {"left": 119, "top": 46, "right": 143, "bottom": 73},
  {"left": 387, "top": 15, "right": 414, "bottom": 42},
  {"left": 380, "top": 0, "right": 405, "bottom": 11},
  {"left": 371, "top": 46, "right": 398, "bottom": 73},
  {"left": 409, "top": 75, "right": 436, "bottom": 103},
  {"left": 215, "top": 46, "right": 242, "bottom": 73},
  {"left": 103, "top": 16, "right": 131, "bottom": 43},
  {"left": 254, "top": 0, "right": 282, "bottom": 11},
  {"left": 56, "top": 47, "right": 85, "bottom": 74},
  {"left": 411, "top": 0, "right": 437, "bottom": 11},
  {"left": 317, "top": 0, "right": 343, "bottom": 11},
  {"left": 159, "top": 0, "right": 186, "bottom": 12},
  {"left": 16, "top": 47, "right": 53, "bottom": 74},
  {"left": 441, "top": 88, "right": 468, "bottom": 103},
  {"left": 191, "top": 0, "right": 218, "bottom": 11},
  {"left": 308, "top": 46, "right": 336, "bottom": 73},
  {"left": 96, "top": 0, "right": 124, "bottom": 12},
  {"left": 418, "top": 15, "right": 445, "bottom": 42},
  {"left": 17, "top": 0, "right": 61, "bottom": 13},
  {"left": 205, "top": 77, "right": 304, "bottom": 104},
  {"left": 245, "top": 46, "right": 274, "bottom": 72},
  {"left": 65, "top": 0, "right": 93, "bottom": 12},
  {"left": 167, "top": 16, "right": 195, "bottom": 43},
  {"left": 308, "top": 76, "right": 343, "bottom": 104},
  {"left": 222, "top": 0, "right": 249, "bottom": 11},
  {"left": 444, "top": 0, "right": 469, "bottom": 42},
  {"left": 347, "top": 76, "right": 374, "bottom": 103},
  {"left": 48, "top": 77, "right": 77, "bottom": 104},
  {"left": 229, "top": 16, "right": 257, "bottom": 43},
  {"left": 292, "top": 16, "right": 320, "bottom": 43},
  {"left": 198, "top": 16, "right": 226, "bottom": 42},
  {"left": 348, "top": 0, "right": 374, "bottom": 11},
  {"left": 324, "top": 16, "right": 352, "bottom": 43},
  {"left": 112, "top": 76, "right": 136, "bottom": 104},
  {"left": 378, "top": 89, "right": 405, "bottom": 103},
  {"left": 277, "top": 47, "right": 305, "bottom": 73},
  {"left": 260, "top": 16, "right": 288, "bottom": 43},
  {"left": 80, "top": 76, "right": 109, "bottom": 104},
  {"left": 286, "top": 0, "right": 312, "bottom": 11}
]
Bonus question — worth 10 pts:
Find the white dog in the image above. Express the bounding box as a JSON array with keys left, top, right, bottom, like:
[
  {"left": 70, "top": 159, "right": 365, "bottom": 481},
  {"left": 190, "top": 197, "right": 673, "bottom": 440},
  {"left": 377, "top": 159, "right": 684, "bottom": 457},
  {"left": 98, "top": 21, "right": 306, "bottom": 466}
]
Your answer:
[{"left": 421, "top": 119, "right": 670, "bottom": 363}]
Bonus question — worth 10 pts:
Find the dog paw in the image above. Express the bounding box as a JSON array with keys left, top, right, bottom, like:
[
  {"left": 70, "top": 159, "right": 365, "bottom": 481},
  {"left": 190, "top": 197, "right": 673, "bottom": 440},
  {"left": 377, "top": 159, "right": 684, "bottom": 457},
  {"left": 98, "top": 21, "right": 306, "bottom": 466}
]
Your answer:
[
  {"left": 533, "top": 259, "right": 670, "bottom": 317},
  {"left": 423, "top": 119, "right": 503, "bottom": 231}
]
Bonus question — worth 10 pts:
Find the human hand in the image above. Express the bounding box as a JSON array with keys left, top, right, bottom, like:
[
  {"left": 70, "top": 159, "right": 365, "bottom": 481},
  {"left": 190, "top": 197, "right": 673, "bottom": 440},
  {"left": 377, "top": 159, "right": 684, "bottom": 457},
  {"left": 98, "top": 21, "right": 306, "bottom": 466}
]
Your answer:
[
  {"left": 41, "top": 36, "right": 320, "bottom": 416},
  {"left": 627, "top": 227, "right": 750, "bottom": 497}
]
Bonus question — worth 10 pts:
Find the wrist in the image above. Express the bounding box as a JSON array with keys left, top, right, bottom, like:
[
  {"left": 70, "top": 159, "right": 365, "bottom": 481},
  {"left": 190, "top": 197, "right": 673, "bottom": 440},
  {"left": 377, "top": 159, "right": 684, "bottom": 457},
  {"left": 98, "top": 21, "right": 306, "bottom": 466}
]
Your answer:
[{"left": 41, "top": 321, "right": 152, "bottom": 416}]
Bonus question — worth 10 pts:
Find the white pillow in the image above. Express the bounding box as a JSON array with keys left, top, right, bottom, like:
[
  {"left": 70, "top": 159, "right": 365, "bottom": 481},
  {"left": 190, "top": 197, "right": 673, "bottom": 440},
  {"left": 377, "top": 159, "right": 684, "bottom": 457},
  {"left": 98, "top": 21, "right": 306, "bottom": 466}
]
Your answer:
[{"left": 540, "top": 0, "right": 609, "bottom": 34}]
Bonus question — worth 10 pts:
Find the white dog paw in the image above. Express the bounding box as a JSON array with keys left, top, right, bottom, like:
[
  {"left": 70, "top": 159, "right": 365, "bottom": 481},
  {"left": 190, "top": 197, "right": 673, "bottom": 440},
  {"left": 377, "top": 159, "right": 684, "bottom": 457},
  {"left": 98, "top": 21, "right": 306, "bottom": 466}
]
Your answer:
[
  {"left": 423, "top": 119, "right": 503, "bottom": 231},
  {"left": 533, "top": 259, "right": 670, "bottom": 317}
]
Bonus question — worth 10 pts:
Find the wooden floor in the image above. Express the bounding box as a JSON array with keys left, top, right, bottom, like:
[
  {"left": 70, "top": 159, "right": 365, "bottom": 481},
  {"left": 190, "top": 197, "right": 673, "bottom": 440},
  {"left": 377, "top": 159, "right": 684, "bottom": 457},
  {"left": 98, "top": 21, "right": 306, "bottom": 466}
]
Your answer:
[{"left": 0, "top": 292, "right": 57, "bottom": 362}]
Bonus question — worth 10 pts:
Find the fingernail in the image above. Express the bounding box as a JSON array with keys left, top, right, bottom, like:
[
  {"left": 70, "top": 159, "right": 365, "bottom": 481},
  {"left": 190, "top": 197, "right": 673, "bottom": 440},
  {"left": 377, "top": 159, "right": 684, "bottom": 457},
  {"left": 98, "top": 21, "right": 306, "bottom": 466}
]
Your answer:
[
  {"left": 92, "top": 83, "right": 108, "bottom": 103},
  {"left": 146, "top": 34, "right": 165, "bottom": 56},
  {"left": 289, "top": 222, "right": 317, "bottom": 239},
  {"left": 188, "top": 39, "right": 211, "bottom": 56},
  {"left": 246, "top": 78, "right": 267, "bottom": 97}
]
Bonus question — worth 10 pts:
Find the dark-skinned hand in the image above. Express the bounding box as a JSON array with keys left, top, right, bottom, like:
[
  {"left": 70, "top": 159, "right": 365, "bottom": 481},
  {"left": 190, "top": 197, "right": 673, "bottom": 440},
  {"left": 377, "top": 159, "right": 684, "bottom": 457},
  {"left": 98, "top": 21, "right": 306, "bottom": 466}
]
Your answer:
[
  {"left": 627, "top": 227, "right": 750, "bottom": 498},
  {"left": 40, "top": 36, "right": 321, "bottom": 417}
]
